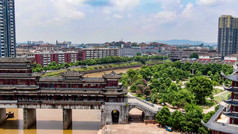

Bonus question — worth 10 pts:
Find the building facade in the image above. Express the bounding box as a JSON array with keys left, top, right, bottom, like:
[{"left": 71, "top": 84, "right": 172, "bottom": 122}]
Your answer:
[
  {"left": 119, "top": 48, "right": 140, "bottom": 57},
  {"left": 81, "top": 48, "right": 119, "bottom": 60},
  {"left": 35, "top": 51, "right": 79, "bottom": 67},
  {"left": 218, "top": 15, "right": 238, "bottom": 58},
  {"left": 198, "top": 53, "right": 220, "bottom": 61},
  {"left": 224, "top": 54, "right": 238, "bottom": 63},
  {"left": 0, "top": 0, "right": 16, "bottom": 57}
]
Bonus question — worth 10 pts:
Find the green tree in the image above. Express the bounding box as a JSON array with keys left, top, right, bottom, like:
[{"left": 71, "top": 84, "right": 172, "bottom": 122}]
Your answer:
[
  {"left": 186, "top": 76, "right": 214, "bottom": 104},
  {"left": 156, "top": 106, "right": 171, "bottom": 126},
  {"left": 130, "top": 84, "right": 137, "bottom": 93},
  {"left": 170, "top": 110, "right": 185, "bottom": 130},
  {"left": 203, "top": 111, "right": 216, "bottom": 123},
  {"left": 189, "top": 53, "right": 199, "bottom": 59}
]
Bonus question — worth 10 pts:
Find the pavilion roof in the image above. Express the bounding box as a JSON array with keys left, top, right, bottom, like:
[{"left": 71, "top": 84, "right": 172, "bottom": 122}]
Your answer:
[
  {"left": 224, "top": 99, "right": 238, "bottom": 106},
  {"left": 62, "top": 71, "right": 84, "bottom": 77},
  {"left": 103, "top": 71, "right": 122, "bottom": 79},
  {"left": 0, "top": 58, "right": 30, "bottom": 63},
  {"left": 221, "top": 71, "right": 238, "bottom": 82},
  {"left": 202, "top": 104, "right": 238, "bottom": 134}
]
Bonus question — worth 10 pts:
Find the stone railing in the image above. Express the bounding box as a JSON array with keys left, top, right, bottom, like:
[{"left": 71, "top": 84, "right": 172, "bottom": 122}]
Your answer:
[
  {"left": 129, "top": 102, "right": 157, "bottom": 113},
  {"left": 128, "top": 95, "right": 155, "bottom": 107}
]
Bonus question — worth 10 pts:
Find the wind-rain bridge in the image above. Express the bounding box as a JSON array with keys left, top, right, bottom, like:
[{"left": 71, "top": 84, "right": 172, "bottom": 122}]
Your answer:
[{"left": 0, "top": 58, "right": 158, "bottom": 129}]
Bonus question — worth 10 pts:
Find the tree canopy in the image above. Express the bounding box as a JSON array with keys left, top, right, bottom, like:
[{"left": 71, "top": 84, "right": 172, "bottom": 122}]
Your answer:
[
  {"left": 186, "top": 76, "right": 214, "bottom": 104},
  {"left": 190, "top": 53, "right": 199, "bottom": 59}
]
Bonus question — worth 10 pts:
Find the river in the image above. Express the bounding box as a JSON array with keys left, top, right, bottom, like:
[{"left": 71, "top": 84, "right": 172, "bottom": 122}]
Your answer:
[{"left": 0, "top": 67, "right": 141, "bottom": 134}]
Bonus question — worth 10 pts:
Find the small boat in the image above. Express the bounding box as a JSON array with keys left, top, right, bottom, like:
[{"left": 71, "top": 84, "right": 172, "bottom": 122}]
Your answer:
[{"left": 6, "top": 112, "right": 14, "bottom": 118}]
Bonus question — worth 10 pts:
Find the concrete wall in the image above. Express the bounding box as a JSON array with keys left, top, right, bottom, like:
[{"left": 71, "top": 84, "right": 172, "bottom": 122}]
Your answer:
[
  {"left": 0, "top": 108, "right": 6, "bottom": 124},
  {"left": 23, "top": 108, "right": 36, "bottom": 129},
  {"left": 63, "top": 109, "right": 72, "bottom": 129}
]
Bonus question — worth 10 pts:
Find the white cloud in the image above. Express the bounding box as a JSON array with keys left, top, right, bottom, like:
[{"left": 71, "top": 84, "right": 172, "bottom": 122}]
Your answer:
[
  {"left": 198, "top": 0, "right": 219, "bottom": 5},
  {"left": 181, "top": 3, "right": 194, "bottom": 19},
  {"left": 157, "top": 0, "right": 183, "bottom": 11},
  {"left": 155, "top": 11, "right": 177, "bottom": 23},
  {"left": 51, "top": 0, "right": 85, "bottom": 20},
  {"left": 113, "top": 14, "right": 123, "bottom": 19},
  {"left": 110, "top": 0, "right": 141, "bottom": 12},
  {"left": 14, "top": 0, "right": 238, "bottom": 43},
  {"left": 103, "top": 0, "right": 140, "bottom": 19}
]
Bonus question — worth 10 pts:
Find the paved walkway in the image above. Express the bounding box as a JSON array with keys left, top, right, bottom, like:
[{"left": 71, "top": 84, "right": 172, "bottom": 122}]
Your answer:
[
  {"left": 102, "top": 123, "right": 180, "bottom": 134},
  {"left": 214, "top": 90, "right": 227, "bottom": 97}
]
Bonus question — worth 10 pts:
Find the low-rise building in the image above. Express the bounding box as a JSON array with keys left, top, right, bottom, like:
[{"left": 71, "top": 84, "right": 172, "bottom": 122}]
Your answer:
[
  {"left": 171, "top": 49, "right": 219, "bottom": 61},
  {"left": 56, "top": 41, "right": 72, "bottom": 48},
  {"left": 119, "top": 48, "right": 140, "bottom": 57},
  {"left": 81, "top": 48, "right": 119, "bottom": 60},
  {"left": 36, "top": 44, "right": 57, "bottom": 51},
  {"left": 224, "top": 54, "right": 238, "bottom": 62},
  {"left": 199, "top": 53, "right": 220, "bottom": 61},
  {"left": 35, "top": 51, "right": 79, "bottom": 67}
]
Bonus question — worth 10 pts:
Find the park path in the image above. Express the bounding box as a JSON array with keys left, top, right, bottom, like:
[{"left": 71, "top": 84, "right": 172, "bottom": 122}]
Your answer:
[
  {"left": 203, "top": 90, "right": 228, "bottom": 114},
  {"left": 214, "top": 90, "right": 227, "bottom": 97}
]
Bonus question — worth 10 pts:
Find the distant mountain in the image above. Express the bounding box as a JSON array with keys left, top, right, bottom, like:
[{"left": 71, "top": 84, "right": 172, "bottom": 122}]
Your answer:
[{"left": 148, "top": 39, "right": 217, "bottom": 46}]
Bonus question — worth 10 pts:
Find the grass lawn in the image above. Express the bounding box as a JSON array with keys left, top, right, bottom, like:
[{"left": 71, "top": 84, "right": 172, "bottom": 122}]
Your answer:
[
  {"left": 131, "top": 93, "right": 146, "bottom": 100},
  {"left": 42, "top": 70, "right": 66, "bottom": 77},
  {"left": 203, "top": 100, "right": 216, "bottom": 109},
  {"left": 214, "top": 91, "right": 230, "bottom": 102},
  {"left": 203, "top": 91, "right": 230, "bottom": 109},
  {"left": 212, "top": 88, "right": 224, "bottom": 95}
]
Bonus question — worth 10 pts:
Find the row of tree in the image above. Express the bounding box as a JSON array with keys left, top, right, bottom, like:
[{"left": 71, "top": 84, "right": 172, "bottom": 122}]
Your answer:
[
  {"left": 156, "top": 104, "right": 219, "bottom": 133},
  {"left": 33, "top": 55, "right": 169, "bottom": 72}
]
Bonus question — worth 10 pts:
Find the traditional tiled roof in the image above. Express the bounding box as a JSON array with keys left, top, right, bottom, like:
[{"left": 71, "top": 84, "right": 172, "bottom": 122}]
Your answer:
[
  {"left": 103, "top": 71, "right": 122, "bottom": 79},
  {"left": 223, "top": 84, "right": 238, "bottom": 92},
  {"left": 202, "top": 104, "right": 238, "bottom": 134},
  {"left": 0, "top": 58, "right": 30, "bottom": 63},
  {"left": 221, "top": 71, "right": 238, "bottom": 82},
  {"left": 0, "top": 85, "right": 39, "bottom": 91},
  {"left": 63, "top": 71, "right": 84, "bottom": 77},
  {"left": 0, "top": 73, "right": 38, "bottom": 78},
  {"left": 84, "top": 78, "right": 105, "bottom": 83},
  {"left": 100, "top": 90, "right": 127, "bottom": 95},
  {"left": 39, "top": 77, "right": 63, "bottom": 82},
  {"left": 223, "top": 112, "right": 238, "bottom": 119},
  {"left": 224, "top": 99, "right": 238, "bottom": 106}
]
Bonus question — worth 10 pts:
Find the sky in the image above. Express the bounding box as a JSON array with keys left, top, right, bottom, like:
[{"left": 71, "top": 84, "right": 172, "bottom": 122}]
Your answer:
[{"left": 15, "top": 0, "right": 238, "bottom": 44}]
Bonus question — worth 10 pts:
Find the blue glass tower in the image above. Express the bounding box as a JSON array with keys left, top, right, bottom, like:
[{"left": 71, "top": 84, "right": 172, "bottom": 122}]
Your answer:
[{"left": 0, "top": 0, "right": 16, "bottom": 57}]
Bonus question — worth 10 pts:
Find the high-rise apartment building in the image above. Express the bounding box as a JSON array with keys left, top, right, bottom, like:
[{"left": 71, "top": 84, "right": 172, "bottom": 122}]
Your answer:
[
  {"left": 218, "top": 15, "right": 238, "bottom": 58},
  {"left": 0, "top": 0, "right": 16, "bottom": 57}
]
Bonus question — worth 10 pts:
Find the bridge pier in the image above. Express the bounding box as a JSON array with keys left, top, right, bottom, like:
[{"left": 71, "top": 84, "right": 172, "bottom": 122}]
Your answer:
[
  {"left": 23, "top": 108, "right": 36, "bottom": 129},
  {"left": 0, "top": 108, "right": 6, "bottom": 124},
  {"left": 63, "top": 109, "right": 72, "bottom": 129}
]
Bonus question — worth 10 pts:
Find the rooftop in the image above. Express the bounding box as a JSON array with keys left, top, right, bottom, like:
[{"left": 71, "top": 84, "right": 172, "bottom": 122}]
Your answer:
[
  {"left": 103, "top": 71, "right": 122, "bottom": 79},
  {"left": 0, "top": 58, "right": 30, "bottom": 63},
  {"left": 225, "top": 54, "right": 238, "bottom": 57},
  {"left": 202, "top": 103, "right": 238, "bottom": 134}
]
